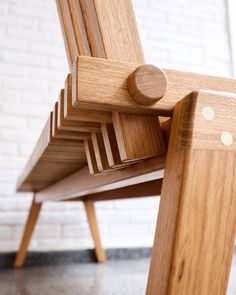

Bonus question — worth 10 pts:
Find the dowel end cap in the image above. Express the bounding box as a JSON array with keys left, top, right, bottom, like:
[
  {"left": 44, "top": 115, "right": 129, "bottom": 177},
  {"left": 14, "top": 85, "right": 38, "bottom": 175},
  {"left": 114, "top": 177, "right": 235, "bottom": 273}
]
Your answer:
[{"left": 128, "top": 64, "right": 167, "bottom": 106}]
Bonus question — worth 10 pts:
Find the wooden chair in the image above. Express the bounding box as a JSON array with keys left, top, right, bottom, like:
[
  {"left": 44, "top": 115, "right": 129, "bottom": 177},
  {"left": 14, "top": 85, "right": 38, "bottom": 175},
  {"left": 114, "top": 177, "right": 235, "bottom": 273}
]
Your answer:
[{"left": 14, "top": 0, "right": 236, "bottom": 294}]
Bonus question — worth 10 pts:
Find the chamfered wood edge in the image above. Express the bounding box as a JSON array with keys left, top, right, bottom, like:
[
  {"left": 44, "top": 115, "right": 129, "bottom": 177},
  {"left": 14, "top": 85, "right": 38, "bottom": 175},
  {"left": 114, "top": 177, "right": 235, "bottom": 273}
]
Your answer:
[
  {"left": 71, "top": 56, "right": 236, "bottom": 116},
  {"left": 34, "top": 154, "right": 165, "bottom": 202},
  {"left": 146, "top": 89, "right": 236, "bottom": 294}
]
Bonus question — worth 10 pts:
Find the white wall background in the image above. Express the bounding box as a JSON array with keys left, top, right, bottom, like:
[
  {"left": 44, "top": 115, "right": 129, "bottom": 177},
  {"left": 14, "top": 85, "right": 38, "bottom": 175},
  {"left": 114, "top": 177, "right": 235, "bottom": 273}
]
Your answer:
[{"left": 0, "top": 0, "right": 232, "bottom": 252}]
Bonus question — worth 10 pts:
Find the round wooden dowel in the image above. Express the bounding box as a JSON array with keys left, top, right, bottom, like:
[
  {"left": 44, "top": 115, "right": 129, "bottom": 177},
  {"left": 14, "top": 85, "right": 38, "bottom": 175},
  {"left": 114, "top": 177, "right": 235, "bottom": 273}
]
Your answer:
[{"left": 127, "top": 64, "right": 168, "bottom": 106}]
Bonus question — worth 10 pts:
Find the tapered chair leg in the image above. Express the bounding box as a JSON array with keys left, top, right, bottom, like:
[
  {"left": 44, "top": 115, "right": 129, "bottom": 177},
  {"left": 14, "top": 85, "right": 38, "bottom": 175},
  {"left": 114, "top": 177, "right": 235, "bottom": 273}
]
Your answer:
[
  {"left": 14, "top": 196, "right": 42, "bottom": 268},
  {"left": 84, "top": 201, "right": 106, "bottom": 263},
  {"left": 146, "top": 91, "right": 236, "bottom": 294}
]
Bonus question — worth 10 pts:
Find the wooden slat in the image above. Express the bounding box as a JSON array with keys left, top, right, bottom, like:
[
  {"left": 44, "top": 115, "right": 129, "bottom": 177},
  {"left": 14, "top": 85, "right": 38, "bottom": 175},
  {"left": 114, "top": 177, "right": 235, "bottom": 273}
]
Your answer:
[
  {"left": 80, "top": 179, "right": 162, "bottom": 202},
  {"left": 58, "top": 89, "right": 101, "bottom": 132},
  {"left": 63, "top": 73, "right": 125, "bottom": 171},
  {"left": 57, "top": 1, "right": 112, "bottom": 123},
  {"left": 78, "top": 0, "right": 106, "bottom": 57},
  {"left": 35, "top": 155, "right": 165, "bottom": 202},
  {"left": 93, "top": 0, "right": 144, "bottom": 63},
  {"left": 68, "top": 0, "right": 91, "bottom": 56},
  {"left": 101, "top": 123, "right": 130, "bottom": 167},
  {"left": 91, "top": 132, "right": 110, "bottom": 172},
  {"left": 64, "top": 73, "right": 111, "bottom": 124},
  {"left": 52, "top": 101, "right": 90, "bottom": 140},
  {"left": 56, "top": 0, "right": 78, "bottom": 67},
  {"left": 72, "top": 56, "right": 236, "bottom": 116},
  {"left": 17, "top": 112, "right": 87, "bottom": 192},
  {"left": 84, "top": 139, "right": 99, "bottom": 175},
  {"left": 146, "top": 90, "right": 236, "bottom": 294},
  {"left": 112, "top": 112, "right": 166, "bottom": 162}
]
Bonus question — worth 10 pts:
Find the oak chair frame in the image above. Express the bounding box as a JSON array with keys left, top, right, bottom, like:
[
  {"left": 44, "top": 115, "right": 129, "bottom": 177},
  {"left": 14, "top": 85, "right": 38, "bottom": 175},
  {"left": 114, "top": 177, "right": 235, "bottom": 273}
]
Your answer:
[{"left": 14, "top": 1, "right": 236, "bottom": 294}]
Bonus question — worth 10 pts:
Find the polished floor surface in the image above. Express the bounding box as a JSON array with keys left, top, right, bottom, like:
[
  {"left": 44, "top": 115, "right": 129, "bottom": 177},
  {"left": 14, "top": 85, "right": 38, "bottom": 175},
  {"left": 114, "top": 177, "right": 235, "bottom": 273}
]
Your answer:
[{"left": 0, "top": 256, "right": 235, "bottom": 295}]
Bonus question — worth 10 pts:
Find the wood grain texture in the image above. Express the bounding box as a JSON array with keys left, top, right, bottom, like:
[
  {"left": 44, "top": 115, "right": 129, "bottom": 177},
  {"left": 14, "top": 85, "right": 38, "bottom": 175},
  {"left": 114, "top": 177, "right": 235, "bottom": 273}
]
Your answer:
[
  {"left": 35, "top": 156, "right": 165, "bottom": 203},
  {"left": 58, "top": 89, "right": 100, "bottom": 132},
  {"left": 84, "top": 139, "right": 99, "bottom": 175},
  {"left": 112, "top": 112, "right": 166, "bottom": 162},
  {"left": 17, "top": 112, "right": 87, "bottom": 192},
  {"left": 67, "top": 0, "right": 91, "bottom": 56},
  {"left": 127, "top": 64, "right": 168, "bottom": 106},
  {"left": 91, "top": 132, "right": 110, "bottom": 172},
  {"left": 80, "top": 179, "right": 162, "bottom": 202},
  {"left": 146, "top": 90, "right": 236, "bottom": 295},
  {"left": 56, "top": 0, "right": 78, "bottom": 67},
  {"left": 52, "top": 101, "right": 90, "bottom": 140},
  {"left": 101, "top": 123, "right": 130, "bottom": 167},
  {"left": 93, "top": 0, "right": 144, "bottom": 63},
  {"left": 64, "top": 73, "right": 112, "bottom": 123},
  {"left": 78, "top": 0, "right": 106, "bottom": 57},
  {"left": 58, "top": 0, "right": 165, "bottom": 165},
  {"left": 72, "top": 56, "right": 236, "bottom": 116},
  {"left": 80, "top": 0, "right": 165, "bottom": 164},
  {"left": 14, "top": 197, "right": 42, "bottom": 268},
  {"left": 72, "top": 56, "right": 138, "bottom": 112},
  {"left": 161, "top": 118, "right": 172, "bottom": 145},
  {"left": 84, "top": 202, "right": 106, "bottom": 262},
  {"left": 72, "top": 56, "right": 166, "bottom": 162}
]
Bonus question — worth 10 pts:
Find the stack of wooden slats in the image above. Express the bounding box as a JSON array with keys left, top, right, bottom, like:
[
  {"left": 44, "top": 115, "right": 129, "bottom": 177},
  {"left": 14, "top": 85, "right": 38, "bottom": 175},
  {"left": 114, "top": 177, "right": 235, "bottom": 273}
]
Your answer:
[{"left": 17, "top": 0, "right": 167, "bottom": 192}]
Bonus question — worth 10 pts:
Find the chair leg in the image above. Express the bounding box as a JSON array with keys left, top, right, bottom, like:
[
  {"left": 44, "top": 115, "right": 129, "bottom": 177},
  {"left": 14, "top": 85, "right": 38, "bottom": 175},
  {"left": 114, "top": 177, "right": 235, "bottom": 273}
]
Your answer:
[
  {"left": 14, "top": 196, "right": 42, "bottom": 268},
  {"left": 146, "top": 91, "right": 236, "bottom": 294},
  {"left": 84, "top": 201, "right": 106, "bottom": 263}
]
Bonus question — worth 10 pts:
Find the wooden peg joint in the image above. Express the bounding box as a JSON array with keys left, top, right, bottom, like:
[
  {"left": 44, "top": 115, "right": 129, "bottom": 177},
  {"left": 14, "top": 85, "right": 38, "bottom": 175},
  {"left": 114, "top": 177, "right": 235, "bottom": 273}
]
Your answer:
[{"left": 127, "top": 64, "right": 168, "bottom": 106}]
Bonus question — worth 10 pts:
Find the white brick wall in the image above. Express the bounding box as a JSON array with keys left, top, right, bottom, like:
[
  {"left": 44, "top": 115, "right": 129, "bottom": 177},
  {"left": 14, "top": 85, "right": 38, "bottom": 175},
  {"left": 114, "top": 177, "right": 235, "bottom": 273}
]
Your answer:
[{"left": 0, "top": 0, "right": 232, "bottom": 252}]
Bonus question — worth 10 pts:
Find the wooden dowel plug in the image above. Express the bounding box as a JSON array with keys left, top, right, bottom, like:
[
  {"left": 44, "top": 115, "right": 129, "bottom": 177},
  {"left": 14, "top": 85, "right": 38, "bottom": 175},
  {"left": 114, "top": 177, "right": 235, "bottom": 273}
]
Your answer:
[{"left": 128, "top": 64, "right": 168, "bottom": 106}]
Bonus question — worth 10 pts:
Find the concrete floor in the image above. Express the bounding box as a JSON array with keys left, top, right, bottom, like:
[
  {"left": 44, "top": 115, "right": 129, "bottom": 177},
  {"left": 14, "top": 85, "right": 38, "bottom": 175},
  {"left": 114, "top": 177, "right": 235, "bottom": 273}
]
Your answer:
[{"left": 0, "top": 256, "right": 235, "bottom": 295}]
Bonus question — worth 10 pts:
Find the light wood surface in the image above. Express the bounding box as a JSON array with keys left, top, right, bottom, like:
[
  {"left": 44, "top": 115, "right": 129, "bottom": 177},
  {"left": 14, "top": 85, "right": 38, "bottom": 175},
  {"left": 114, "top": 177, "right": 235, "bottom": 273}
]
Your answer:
[
  {"left": 64, "top": 74, "right": 111, "bottom": 124},
  {"left": 17, "top": 112, "right": 87, "bottom": 192},
  {"left": 67, "top": 0, "right": 91, "bottom": 56},
  {"left": 72, "top": 56, "right": 236, "bottom": 116},
  {"left": 52, "top": 101, "right": 90, "bottom": 140},
  {"left": 35, "top": 156, "right": 165, "bottom": 203},
  {"left": 84, "top": 139, "right": 100, "bottom": 175},
  {"left": 79, "top": 179, "right": 162, "bottom": 202},
  {"left": 161, "top": 118, "right": 172, "bottom": 145},
  {"left": 93, "top": 0, "right": 144, "bottom": 63},
  {"left": 17, "top": 0, "right": 166, "bottom": 190},
  {"left": 91, "top": 132, "right": 110, "bottom": 172},
  {"left": 101, "top": 123, "right": 130, "bottom": 168},
  {"left": 58, "top": 89, "right": 100, "bottom": 132},
  {"left": 57, "top": 0, "right": 112, "bottom": 124},
  {"left": 127, "top": 64, "right": 168, "bottom": 106},
  {"left": 84, "top": 202, "right": 106, "bottom": 262},
  {"left": 14, "top": 197, "right": 42, "bottom": 268},
  {"left": 112, "top": 112, "right": 166, "bottom": 162},
  {"left": 146, "top": 90, "right": 236, "bottom": 294},
  {"left": 69, "top": 0, "right": 165, "bottom": 163},
  {"left": 56, "top": 0, "right": 78, "bottom": 67},
  {"left": 78, "top": 0, "right": 106, "bottom": 58}
]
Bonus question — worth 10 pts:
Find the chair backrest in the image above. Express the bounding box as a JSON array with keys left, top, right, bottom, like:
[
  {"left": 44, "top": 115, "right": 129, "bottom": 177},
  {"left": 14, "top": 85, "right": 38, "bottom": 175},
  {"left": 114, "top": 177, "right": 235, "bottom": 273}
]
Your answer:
[
  {"left": 56, "top": 0, "right": 145, "bottom": 66},
  {"left": 56, "top": 0, "right": 166, "bottom": 166}
]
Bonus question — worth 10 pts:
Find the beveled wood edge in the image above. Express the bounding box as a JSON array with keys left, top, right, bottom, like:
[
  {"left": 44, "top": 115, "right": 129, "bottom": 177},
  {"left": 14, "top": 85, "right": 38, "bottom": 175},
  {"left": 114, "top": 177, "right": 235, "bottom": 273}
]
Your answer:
[
  {"left": 34, "top": 155, "right": 165, "bottom": 203},
  {"left": 72, "top": 56, "right": 236, "bottom": 116},
  {"left": 35, "top": 170, "right": 163, "bottom": 203},
  {"left": 67, "top": 179, "right": 162, "bottom": 202}
]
